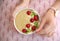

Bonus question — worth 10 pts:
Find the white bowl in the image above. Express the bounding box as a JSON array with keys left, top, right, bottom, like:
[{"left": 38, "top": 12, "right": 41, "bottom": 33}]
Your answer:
[{"left": 13, "top": 8, "right": 41, "bottom": 35}]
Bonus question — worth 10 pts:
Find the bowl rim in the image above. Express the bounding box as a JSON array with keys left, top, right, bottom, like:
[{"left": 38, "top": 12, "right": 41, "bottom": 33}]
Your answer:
[{"left": 13, "top": 8, "right": 41, "bottom": 35}]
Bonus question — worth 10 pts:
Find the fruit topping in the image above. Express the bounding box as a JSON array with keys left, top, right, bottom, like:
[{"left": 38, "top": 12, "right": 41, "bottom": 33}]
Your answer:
[
  {"left": 30, "top": 18, "right": 34, "bottom": 23},
  {"left": 34, "top": 15, "right": 39, "bottom": 21},
  {"left": 34, "top": 21, "right": 38, "bottom": 28},
  {"left": 26, "top": 24, "right": 30, "bottom": 28},
  {"left": 31, "top": 26, "right": 36, "bottom": 31},
  {"left": 22, "top": 29, "right": 27, "bottom": 33},
  {"left": 26, "top": 11, "right": 31, "bottom": 15},
  {"left": 31, "top": 12, "right": 35, "bottom": 17}
]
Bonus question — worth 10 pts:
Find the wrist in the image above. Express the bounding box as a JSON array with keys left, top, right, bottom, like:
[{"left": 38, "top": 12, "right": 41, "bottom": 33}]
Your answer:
[
  {"left": 22, "top": 0, "right": 30, "bottom": 8},
  {"left": 50, "top": 7, "right": 56, "bottom": 17},
  {"left": 23, "top": 0, "right": 30, "bottom": 4},
  {"left": 52, "top": 0, "right": 60, "bottom": 10},
  {"left": 50, "top": 0, "right": 60, "bottom": 17}
]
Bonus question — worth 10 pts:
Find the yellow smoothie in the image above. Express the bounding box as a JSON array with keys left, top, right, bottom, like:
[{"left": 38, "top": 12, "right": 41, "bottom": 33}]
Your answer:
[{"left": 15, "top": 9, "right": 31, "bottom": 31}]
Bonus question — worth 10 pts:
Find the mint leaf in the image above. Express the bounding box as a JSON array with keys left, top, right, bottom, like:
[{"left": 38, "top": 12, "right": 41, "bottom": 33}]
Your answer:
[
  {"left": 26, "top": 28, "right": 31, "bottom": 33},
  {"left": 34, "top": 21, "right": 38, "bottom": 28},
  {"left": 31, "top": 12, "right": 36, "bottom": 17}
]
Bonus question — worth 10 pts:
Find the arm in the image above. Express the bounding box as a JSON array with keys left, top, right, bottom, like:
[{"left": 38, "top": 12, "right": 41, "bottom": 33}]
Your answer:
[
  {"left": 13, "top": 0, "right": 30, "bottom": 18},
  {"left": 36, "top": 0, "right": 60, "bottom": 37},
  {"left": 52, "top": 0, "right": 60, "bottom": 10},
  {"left": 20, "top": 0, "right": 30, "bottom": 8}
]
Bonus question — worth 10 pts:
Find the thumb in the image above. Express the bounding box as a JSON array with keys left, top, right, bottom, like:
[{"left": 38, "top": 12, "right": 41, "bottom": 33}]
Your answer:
[{"left": 36, "top": 17, "right": 46, "bottom": 33}]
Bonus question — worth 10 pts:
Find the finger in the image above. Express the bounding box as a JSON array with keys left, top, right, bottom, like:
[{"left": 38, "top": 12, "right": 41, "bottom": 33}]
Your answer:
[
  {"left": 47, "top": 31, "right": 55, "bottom": 37},
  {"left": 40, "top": 26, "right": 54, "bottom": 37},
  {"left": 44, "top": 33, "right": 54, "bottom": 37},
  {"left": 37, "top": 24, "right": 49, "bottom": 35},
  {"left": 36, "top": 30, "right": 46, "bottom": 37},
  {"left": 36, "top": 29, "right": 45, "bottom": 35},
  {"left": 36, "top": 23, "right": 50, "bottom": 35},
  {"left": 46, "top": 22, "right": 55, "bottom": 37},
  {"left": 36, "top": 17, "right": 46, "bottom": 33},
  {"left": 47, "top": 26, "right": 55, "bottom": 37},
  {"left": 36, "top": 24, "right": 55, "bottom": 36},
  {"left": 44, "top": 22, "right": 55, "bottom": 35},
  {"left": 37, "top": 20, "right": 55, "bottom": 35}
]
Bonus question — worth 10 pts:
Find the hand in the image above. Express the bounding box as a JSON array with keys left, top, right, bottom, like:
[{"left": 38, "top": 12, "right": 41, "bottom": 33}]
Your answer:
[
  {"left": 15, "top": 0, "right": 30, "bottom": 9},
  {"left": 13, "top": 0, "right": 30, "bottom": 18},
  {"left": 36, "top": 9, "right": 56, "bottom": 36}
]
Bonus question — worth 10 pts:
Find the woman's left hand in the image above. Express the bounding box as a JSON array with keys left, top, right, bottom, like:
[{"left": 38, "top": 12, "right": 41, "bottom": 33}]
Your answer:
[{"left": 36, "top": 8, "right": 56, "bottom": 36}]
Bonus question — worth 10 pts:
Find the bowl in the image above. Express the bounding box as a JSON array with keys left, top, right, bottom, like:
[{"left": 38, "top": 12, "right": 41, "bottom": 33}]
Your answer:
[{"left": 13, "top": 8, "right": 40, "bottom": 35}]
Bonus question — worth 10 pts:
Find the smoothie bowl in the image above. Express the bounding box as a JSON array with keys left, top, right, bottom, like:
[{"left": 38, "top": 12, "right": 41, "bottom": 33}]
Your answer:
[{"left": 13, "top": 8, "right": 40, "bottom": 35}]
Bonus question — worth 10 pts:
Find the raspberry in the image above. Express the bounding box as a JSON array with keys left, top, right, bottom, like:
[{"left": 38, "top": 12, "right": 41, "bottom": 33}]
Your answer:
[
  {"left": 34, "top": 15, "right": 39, "bottom": 21},
  {"left": 22, "top": 29, "right": 27, "bottom": 33},
  {"left": 31, "top": 26, "right": 36, "bottom": 31},
  {"left": 26, "top": 11, "right": 31, "bottom": 15},
  {"left": 26, "top": 24, "right": 30, "bottom": 28},
  {"left": 30, "top": 18, "right": 34, "bottom": 23}
]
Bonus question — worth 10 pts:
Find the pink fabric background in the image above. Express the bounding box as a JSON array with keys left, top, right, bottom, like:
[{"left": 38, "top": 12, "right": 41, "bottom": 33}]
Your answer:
[{"left": 0, "top": 0, "right": 60, "bottom": 41}]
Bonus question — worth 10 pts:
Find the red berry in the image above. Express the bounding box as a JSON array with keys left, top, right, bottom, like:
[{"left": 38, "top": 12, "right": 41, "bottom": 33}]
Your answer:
[
  {"left": 31, "top": 26, "right": 36, "bottom": 31},
  {"left": 26, "top": 24, "right": 30, "bottom": 28},
  {"left": 22, "top": 29, "right": 27, "bottom": 33},
  {"left": 34, "top": 15, "right": 39, "bottom": 21},
  {"left": 26, "top": 11, "right": 31, "bottom": 15},
  {"left": 30, "top": 18, "right": 34, "bottom": 23}
]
